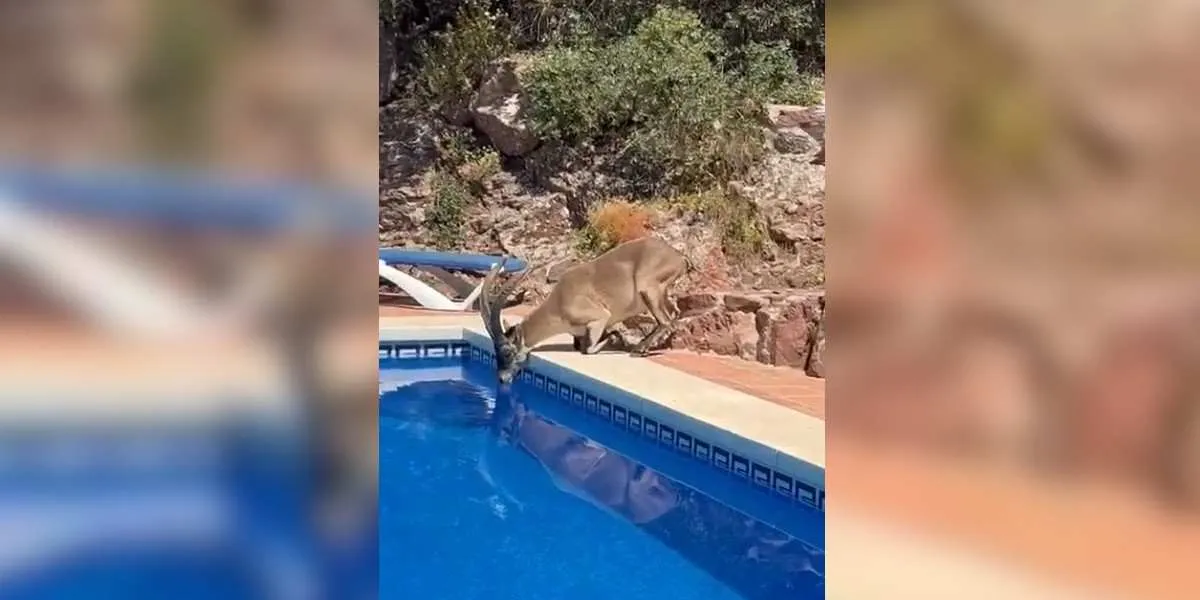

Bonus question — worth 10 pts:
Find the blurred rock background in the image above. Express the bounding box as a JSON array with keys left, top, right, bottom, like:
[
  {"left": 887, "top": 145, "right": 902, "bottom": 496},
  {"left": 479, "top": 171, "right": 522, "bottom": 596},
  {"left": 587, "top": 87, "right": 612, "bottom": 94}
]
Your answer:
[
  {"left": 828, "top": 1, "right": 1200, "bottom": 598},
  {"left": 0, "top": 0, "right": 377, "bottom": 186}
]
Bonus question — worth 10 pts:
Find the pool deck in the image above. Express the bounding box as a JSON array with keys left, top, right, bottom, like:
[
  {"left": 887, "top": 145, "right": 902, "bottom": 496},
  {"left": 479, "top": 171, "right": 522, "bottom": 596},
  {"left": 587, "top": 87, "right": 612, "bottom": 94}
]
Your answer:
[{"left": 382, "top": 311, "right": 825, "bottom": 462}]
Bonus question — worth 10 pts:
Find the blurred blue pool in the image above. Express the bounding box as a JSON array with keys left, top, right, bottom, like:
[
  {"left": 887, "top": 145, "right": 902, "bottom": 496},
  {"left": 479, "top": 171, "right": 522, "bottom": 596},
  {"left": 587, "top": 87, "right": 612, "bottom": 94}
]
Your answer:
[{"left": 380, "top": 351, "right": 825, "bottom": 600}]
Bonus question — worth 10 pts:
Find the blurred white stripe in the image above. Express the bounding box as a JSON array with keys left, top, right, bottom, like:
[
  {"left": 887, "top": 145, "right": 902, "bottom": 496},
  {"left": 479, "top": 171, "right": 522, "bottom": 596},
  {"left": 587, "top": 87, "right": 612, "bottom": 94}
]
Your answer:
[
  {"left": 0, "top": 491, "right": 230, "bottom": 584},
  {"left": 827, "top": 508, "right": 1120, "bottom": 599}
]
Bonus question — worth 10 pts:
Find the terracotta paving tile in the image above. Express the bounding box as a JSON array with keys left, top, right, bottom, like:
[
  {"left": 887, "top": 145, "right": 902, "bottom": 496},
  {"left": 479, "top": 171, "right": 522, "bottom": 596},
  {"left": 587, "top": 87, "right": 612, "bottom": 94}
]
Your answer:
[{"left": 649, "top": 351, "right": 825, "bottom": 419}]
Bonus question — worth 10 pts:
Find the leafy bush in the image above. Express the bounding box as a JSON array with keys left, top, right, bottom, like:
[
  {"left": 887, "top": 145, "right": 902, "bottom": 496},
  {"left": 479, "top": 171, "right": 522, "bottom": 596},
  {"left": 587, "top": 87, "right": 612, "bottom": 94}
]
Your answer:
[
  {"left": 431, "top": 129, "right": 503, "bottom": 193},
  {"left": 457, "top": 150, "right": 502, "bottom": 193},
  {"left": 521, "top": 45, "right": 629, "bottom": 143},
  {"left": 434, "top": 128, "right": 487, "bottom": 168},
  {"left": 425, "top": 170, "right": 473, "bottom": 249},
  {"left": 416, "top": 3, "right": 512, "bottom": 117},
  {"left": 505, "top": 0, "right": 654, "bottom": 47},
  {"left": 382, "top": 0, "right": 823, "bottom": 102},
  {"left": 672, "top": 188, "right": 766, "bottom": 259},
  {"left": 575, "top": 199, "right": 656, "bottom": 256},
  {"left": 697, "top": 0, "right": 825, "bottom": 72},
  {"left": 734, "top": 42, "right": 823, "bottom": 105},
  {"left": 525, "top": 7, "right": 769, "bottom": 193},
  {"left": 501, "top": 0, "right": 824, "bottom": 71}
]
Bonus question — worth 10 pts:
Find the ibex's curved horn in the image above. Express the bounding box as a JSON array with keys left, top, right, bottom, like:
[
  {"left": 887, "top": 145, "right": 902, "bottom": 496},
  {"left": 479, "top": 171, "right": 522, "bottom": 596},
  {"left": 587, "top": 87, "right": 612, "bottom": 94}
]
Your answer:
[
  {"left": 479, "top": 258, "right": 508, "bottom": 346},
  {"left": 497, "top": 265, "right": 531, "bottom": 306}
]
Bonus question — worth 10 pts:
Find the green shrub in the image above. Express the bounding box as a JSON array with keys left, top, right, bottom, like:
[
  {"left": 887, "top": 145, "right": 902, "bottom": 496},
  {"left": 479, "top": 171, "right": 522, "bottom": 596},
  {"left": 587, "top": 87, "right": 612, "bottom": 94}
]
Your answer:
[
  {"left": 381, "top": 0, "right": 823, "bottom": 105},
  {"left": 522, "top": 44, "right": 629, "bottom": 143},
  {"left": 525, "top": 7, "right": 769, "bottom": 193},
  {"left": 425, "top": 171, "right": 473, "bottom": 249},
  {"left": 435, "top": 128, "right": 488, "bottom": 168},
  {"left": 457, "top": 150, "right": 502, "bottom": 193},
  {"left": 734, "top": 42, "right": 823, "bottom": 105},
  {"left": 692, "top": 0, "right": 824, "bottom": 72},
  {"left": 501, "top": 0, "right": 824, "bottom": 71},
  {"left": 506, "top": 0, "right": 653, "bottom": 46},
  {"left": 416, "top": 3, "right": 512, "bottom": 118},
  {"left": 672, "top": 188, "right": 766, "bottom": 259}
]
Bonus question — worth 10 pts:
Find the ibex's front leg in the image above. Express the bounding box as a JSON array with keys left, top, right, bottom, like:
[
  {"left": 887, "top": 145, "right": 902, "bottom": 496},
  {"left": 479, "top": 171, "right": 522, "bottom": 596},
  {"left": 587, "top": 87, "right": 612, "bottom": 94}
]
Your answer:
[
  {"left": 584, "top": 318, "right": 624, "bottom": 354},
  {"left": 630, "top": 289, "right": 676, "bottom": 357}
]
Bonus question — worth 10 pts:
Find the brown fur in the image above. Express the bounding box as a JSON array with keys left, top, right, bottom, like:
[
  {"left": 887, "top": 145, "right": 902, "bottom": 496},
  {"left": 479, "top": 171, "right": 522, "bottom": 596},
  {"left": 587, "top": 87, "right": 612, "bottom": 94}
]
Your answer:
[{"left": 481, "top": 236, "right": 688, "bottom": 383}]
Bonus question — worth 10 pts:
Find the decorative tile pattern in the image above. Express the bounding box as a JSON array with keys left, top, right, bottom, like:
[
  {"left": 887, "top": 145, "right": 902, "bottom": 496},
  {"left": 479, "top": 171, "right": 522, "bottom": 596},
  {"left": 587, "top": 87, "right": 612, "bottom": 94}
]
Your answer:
[
  {"left": 379, "top": 341, "right": 470, "bottom": 359},
  {"left": 676, "top": 432, "right": 693, "bottom": 454},
  {"left": 751, "top": 463, "right": 772, "bottom": 488},
  {"left": 731, "top": 454, "right": 751, "bottom": 479},
  {"left": 613, "top": 405, "right": 628, "bottom": 427},
  {"left": 659, "top": 424, "right": 675, "bottom": 447},
  {"left": 643, "top": 418, "right": 659, "bottom": 440},
  {"left": 379, "top": 338, "right": 826, "bottom": 513}
]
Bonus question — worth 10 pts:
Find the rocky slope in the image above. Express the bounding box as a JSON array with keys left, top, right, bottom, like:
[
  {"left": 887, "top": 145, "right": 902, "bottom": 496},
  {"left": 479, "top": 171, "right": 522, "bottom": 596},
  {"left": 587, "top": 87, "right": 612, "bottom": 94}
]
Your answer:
[{"left": 380, "top": 61, "right": 826, "bottom": 377}]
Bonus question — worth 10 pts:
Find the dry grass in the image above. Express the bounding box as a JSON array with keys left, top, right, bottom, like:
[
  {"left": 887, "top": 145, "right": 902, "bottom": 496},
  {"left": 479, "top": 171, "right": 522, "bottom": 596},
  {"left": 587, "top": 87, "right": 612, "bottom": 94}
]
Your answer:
[{"left": 575, "top": 198, "right": 657, "bottom": 256}]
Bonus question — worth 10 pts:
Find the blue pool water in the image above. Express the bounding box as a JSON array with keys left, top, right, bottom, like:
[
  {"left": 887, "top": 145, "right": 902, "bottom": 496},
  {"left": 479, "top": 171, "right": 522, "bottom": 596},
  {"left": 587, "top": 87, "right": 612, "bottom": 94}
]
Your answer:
[{"left": 380, "top": 354, "right": 824, "bottom": 600}]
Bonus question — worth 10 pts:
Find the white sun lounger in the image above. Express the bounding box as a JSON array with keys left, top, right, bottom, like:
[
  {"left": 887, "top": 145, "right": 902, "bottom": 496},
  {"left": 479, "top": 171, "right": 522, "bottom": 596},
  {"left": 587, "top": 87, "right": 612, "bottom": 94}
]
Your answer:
[
  {"left": 0, "top": 166, "right": 372, "bottom": 339},
  {"left": 378, "top": 248, "right": 527, "bottom": 311}
]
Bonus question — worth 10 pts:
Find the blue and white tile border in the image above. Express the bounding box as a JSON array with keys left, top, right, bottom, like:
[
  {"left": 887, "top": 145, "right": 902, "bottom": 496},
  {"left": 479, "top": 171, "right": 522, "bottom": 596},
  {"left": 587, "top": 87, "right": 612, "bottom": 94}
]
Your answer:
[{"left": 380, "top": 326, "right": 825, "bottom": 513}]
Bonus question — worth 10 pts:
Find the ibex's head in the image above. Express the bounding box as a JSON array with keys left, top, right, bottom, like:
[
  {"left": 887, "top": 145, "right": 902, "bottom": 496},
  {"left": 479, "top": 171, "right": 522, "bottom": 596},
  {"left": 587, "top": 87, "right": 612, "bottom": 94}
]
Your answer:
[{"left": 480, "top": 259, "right": 532, "bottom": 386}]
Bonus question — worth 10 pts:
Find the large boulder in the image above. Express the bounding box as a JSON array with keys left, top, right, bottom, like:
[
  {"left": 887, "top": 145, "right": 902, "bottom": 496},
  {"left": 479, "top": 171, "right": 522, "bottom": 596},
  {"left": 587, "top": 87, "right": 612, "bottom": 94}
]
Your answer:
[
  {"left": 755, "top": 293, "right": 822, "bottom": 368},
  {"left": 469, "top": 58, "right": 540, "bottom": 157},
  {"left": 807, "top": 316, "right": 826, "bottom": 377},
  {"left": 670, "top": 310, "right": 760, "bottom": 361},
  {"left": 664, "top": 290, "right": 825, "bottom": 375},
  {"left": 762, "top": 104, "right": 825, "bottom": 163},
  {"left": 771, "top": 127, "right": 822, "bottom": 158},
  {"left": 765, "top": 104, "right": 826, "bottom": 143}
]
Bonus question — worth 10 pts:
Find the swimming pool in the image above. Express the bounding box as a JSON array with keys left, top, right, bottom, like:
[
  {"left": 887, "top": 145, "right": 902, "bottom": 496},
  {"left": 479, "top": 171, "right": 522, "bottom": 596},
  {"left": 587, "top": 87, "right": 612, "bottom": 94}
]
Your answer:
[{"left": 380, "top": 343, "right": 825, "bottom": 600}]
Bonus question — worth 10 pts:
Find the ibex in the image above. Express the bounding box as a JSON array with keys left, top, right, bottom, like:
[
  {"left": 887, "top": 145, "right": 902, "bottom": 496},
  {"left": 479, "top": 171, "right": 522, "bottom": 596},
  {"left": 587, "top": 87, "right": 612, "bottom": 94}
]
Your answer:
[{"left": 480, "top": 236, "right": 690, "bottom": 384}]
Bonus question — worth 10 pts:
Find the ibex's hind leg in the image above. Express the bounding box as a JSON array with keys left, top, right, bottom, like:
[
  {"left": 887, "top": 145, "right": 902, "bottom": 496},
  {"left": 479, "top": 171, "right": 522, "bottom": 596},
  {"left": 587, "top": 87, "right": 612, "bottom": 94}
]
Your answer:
[{"left": 630, "top": 289, "right": 676, "bottom": 357}]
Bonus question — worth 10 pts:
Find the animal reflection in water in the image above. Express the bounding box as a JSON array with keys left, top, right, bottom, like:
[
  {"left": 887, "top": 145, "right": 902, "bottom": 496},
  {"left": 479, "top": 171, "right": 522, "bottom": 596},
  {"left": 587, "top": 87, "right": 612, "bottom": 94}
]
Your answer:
[{"left": 382, "top": 379, "right": 823, "bottom": 592}]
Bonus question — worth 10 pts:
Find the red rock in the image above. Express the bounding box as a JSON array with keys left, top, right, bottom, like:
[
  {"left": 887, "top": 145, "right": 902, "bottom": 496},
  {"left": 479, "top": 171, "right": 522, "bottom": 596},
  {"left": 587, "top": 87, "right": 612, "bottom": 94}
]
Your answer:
[
  {"left": 723, "top": 292, "right": 766, "bottom": 313},
  {"left": 676, "top": 293, "right": 721, "bottom": 316},
  {"left": 806, "top": 318, "right": 825, "bottom": 377},
  {"left": 759, "top": 299, "right": 817, "bottom": 368},
  {"left": 671, "top": 310, "right": 759, "bottom": 361},
  {"left": 764, "top": 104, "right": 825, "bottom": 143}
]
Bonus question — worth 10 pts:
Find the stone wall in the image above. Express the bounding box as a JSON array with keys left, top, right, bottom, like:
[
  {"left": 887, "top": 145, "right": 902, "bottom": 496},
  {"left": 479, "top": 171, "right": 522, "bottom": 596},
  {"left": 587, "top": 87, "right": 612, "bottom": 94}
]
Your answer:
[{"left": 609, "top": 290, "right": 825, "bottom": 376}]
